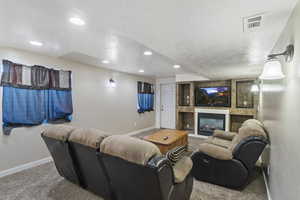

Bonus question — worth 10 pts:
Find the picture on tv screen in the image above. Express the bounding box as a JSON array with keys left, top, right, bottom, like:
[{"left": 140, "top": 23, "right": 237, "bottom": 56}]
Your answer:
[{"left": 195, "top": 86, "right": 231, "bottom": 107}]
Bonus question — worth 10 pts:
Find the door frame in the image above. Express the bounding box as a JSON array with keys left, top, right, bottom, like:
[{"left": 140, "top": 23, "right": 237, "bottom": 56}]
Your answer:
[{"left": 155, "top": 78, "right": 176, "bottom": 129}]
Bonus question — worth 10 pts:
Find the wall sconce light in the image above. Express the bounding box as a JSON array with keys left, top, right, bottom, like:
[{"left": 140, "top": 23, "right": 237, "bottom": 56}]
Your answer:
[
  {"left": 259, "top": 44, "right": 294, "bottom": 80},
  {"left": 108, "top": 78, "right": 116, "bottom": 88}
]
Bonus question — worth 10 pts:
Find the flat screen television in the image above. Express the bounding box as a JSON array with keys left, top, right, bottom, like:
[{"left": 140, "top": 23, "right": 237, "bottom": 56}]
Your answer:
[{"left": 195, "top": 86, "right": 231, "bottom": 107}]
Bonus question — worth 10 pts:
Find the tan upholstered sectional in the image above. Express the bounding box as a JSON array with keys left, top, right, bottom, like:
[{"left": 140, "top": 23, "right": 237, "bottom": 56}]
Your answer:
[{"left": 41, "top": 125, "right": 194, "bottom": 200}]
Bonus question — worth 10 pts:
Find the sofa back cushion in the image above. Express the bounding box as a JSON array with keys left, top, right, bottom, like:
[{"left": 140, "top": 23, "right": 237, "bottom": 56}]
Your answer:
[
  {"left": 41, "top": 125, "right": 80, "bottom": 185},
  {"left": 42, "top": 125, "right": 75, "bottom": 141},
  {"left": 230, "top": 123, "right": 267, "bottom": 152},
  {"left": 242, "top": 119, "right": 263, "bottom": 127},
  {"left": 100, "top": 135, "right": 161, "bottom": 165},
  {"left": 69, "top": 128, "right": 110, "bottom": 149}
]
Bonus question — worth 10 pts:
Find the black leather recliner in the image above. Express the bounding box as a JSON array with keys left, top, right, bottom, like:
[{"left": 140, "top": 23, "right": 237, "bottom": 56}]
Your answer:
[
  {"left": 42, "top": 126, "right": 194, "bottom": 200},
  {"left": 41, "top": 125, "right": 81, "bottom": 185},
  {"left": 191, "top": 121, "right": 268, "bottom": 189},
  {"left": 99, "top": 135, "right": 194, "bottom": 200},
  {"left": 68, "top": 128, "right": 114, "bottom": 200}
]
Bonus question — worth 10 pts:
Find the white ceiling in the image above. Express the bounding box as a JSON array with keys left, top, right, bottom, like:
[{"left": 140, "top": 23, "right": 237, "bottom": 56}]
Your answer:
[{"left": 0, "top": 0, "right": 298, "bottom": 79}]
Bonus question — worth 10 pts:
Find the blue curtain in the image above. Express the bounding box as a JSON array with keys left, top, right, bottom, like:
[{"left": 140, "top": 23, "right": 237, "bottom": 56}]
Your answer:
[
  {"left": 1, "top": 60, "right": 73, "bottom": 135},
  {"left": 47, "top": 89, "right": 73, "bottom": 121},
  {"left": 3, "top": 86, "right": 47, "bottom": 125},
  {"left": 2, "top": 87, "right": 73, "bottom": 134},
  {"left": 137, "top": 82, "right": 154, "bottom": 113}
]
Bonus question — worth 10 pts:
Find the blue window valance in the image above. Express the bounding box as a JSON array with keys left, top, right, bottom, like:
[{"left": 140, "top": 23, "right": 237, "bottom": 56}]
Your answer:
[
  {"left": 1, "top": 60, "right": 73, "bottom": 135},
  {"left": 137, "top": 81, "right": 154, "bottom": 113}
]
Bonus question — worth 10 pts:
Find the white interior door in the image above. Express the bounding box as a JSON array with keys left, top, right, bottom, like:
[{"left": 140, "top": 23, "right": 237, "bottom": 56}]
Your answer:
[{"left": 160, "top": 83, "right": 176, "bottom": 129}]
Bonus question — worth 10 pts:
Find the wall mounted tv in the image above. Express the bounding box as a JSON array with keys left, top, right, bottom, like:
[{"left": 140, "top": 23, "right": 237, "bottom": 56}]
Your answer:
[{"left": 195, "top": 86, "right": 231, "bottom": 107}]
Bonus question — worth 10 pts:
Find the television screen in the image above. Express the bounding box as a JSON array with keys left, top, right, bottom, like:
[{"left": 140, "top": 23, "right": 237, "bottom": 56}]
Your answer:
[{"left": 195, "top": 86, "right": 230, "bottom": 107}]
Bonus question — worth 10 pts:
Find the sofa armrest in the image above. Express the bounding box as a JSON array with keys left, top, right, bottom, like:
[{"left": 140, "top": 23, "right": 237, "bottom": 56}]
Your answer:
[
  {"left": 173, "top": 156, "right": 193, "bottom": 183},
  {"left": 213, "top": 130, "right": 237, "bottom": 141},
  {"left": 198, "top": 143, "right": 233, "bottom": 160},
  {"left": 148, "top": 155, "right": 172, "bottom": 168}
]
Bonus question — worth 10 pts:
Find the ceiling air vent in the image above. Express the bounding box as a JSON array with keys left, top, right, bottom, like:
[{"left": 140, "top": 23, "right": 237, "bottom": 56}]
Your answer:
[{"left": 243, "top": 14, "right": 263, "bottom": 32}]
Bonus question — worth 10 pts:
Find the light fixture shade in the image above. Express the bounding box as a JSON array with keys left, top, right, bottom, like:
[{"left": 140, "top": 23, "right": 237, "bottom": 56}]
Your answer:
[
  {"left": 251, "top": 84, "right": 259, "bottom": 92},
  {"left": 259, "top": 60, "right": 285, "bottom": 80}
]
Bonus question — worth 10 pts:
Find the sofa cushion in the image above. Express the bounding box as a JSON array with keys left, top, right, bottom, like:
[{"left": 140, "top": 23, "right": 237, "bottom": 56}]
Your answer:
[
  {"left": 213, "top": 130, "right": 237, "bottom": 141},
  {"left": 206, "top": 137, "right": 232, "bottom": 149},
  {"left": 42, "top": 125, "right": 75, "bottom": 141},
  {"left": 100, "top": 135, "right": 161, "bottom": 165},
  {"left": 242, "top": 119, "right": 268, "bottom": 134},
  {"left": 166, "top": 146, "right": 187, "bottom": 165},
  {"left": 173, "top": 156, "right": 193, "bottom": 183},
  {"left": 230, "top": 122, "right": 267, "bottom": 151},
  {"left": 242, "top": 119, "right": 264, "bottom": 128},
  {"left": 69, "top": 128, "right": 110, "bottom": 149},
  {"left": 198, "top": 143, "right": 233, "bottom": 160}
]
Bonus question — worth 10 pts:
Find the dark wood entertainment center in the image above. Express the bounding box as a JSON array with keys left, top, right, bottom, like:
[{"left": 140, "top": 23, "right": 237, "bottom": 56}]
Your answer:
[{"left": 176, "top": 79, "right": 259, "bottom": 133}]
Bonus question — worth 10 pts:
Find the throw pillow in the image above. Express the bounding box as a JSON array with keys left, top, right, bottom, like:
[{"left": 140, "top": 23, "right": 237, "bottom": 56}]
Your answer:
[{"left": 166, "top": 145, "right": 187, "bottom": 165}]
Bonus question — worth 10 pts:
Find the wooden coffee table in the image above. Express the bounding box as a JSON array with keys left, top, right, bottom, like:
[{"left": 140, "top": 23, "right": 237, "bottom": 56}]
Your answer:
[{"left": 143, "top": 129, "right": 188, "bottom": 154}]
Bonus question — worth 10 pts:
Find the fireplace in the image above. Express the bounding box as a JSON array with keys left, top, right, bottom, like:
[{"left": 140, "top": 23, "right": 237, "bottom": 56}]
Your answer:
[
  {"left": 198, "top": 113, "right": 226, "bottom": 136},
  {"left": 194, "top": 108, "right": 230, "bottom": 137}
]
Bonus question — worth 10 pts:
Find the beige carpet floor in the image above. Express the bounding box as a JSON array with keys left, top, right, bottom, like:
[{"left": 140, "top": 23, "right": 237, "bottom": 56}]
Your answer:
[
  {"left": 0, "top": 162, "right": 267, "bottom": 200},
  {"left": 0, "top": 129, "right": 267, "bottom": 200}
]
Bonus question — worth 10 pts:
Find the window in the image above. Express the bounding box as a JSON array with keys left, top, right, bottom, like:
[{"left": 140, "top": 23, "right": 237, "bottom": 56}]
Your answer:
[
  {"left": 1, "top": 60, "right": 73, "bottom": 135},
  {"left": 137, "top": 81, "right": 154, "bottom": 113}
]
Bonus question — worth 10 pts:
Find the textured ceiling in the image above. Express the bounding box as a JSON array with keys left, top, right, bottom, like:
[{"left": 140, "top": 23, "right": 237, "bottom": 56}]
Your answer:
[{"left": 0, "top": 0, "right": 298, "bottom": 79}]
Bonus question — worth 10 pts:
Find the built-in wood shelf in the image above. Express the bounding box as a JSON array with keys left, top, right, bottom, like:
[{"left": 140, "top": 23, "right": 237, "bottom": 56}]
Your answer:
[{"left": 176, "top": 79, "right": 259, "bottom": 132}]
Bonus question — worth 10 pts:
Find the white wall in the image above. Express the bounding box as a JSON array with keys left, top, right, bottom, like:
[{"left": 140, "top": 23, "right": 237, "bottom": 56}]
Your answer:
[
  {"left": 155, "top": 77, "right": 176, "bottom": 129},
  {"left": 259, "top": 2, "right": 300, "bottom": 199},
  {"left": 0, "top": 47, "right": 155, "bottom": 171}
]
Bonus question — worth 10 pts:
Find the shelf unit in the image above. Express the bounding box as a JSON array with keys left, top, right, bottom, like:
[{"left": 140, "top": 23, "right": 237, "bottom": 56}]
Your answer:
[{"left": 176, "top": 79, "right": 258, "bottom": 132}]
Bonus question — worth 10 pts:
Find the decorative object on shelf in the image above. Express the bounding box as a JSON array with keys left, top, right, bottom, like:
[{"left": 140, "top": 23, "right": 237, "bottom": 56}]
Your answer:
[
  {"left": 260, "top": 44, "right": 294, "bottom": 80},
  {"left": 186, "top": 95, "right": 190, "bottom": 105},
  {"left": 1, "top": 60, "right": 73, "bottom": 135},
  {"left": 250, "top": 79, "right": 260, "bottom": 93},
  {"left": 236, "top": 80, "right": 254, "bottom": 108},
  {"left": 251, "top": 83, "right": 259, "bottom": 92},
  {"left": 137, "top": 81, "right": 154, "bottom": 113},
  {"left": 178, "top": 83, "right": 191, "bottom": 106}
]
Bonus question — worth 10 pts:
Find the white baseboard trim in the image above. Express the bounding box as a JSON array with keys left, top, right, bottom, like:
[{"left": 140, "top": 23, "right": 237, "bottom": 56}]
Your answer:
[
  {"left": 126, "top": 126, "right": 156, "bottom": 136},
  {"left": 0, "top": 157, "right": 53, "bottom": 178},
  {"left": 262, "top": 168, "right": 272, "bottom": 200}
]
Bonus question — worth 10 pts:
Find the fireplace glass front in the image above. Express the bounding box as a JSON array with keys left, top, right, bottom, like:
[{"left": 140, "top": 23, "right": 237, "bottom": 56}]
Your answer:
[{"left": 198, "top": 113, "right": 225, "bottom": 136}]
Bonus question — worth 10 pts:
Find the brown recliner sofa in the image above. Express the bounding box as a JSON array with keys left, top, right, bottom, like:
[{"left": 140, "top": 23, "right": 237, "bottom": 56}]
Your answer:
[
  {"left": 42, "top": 125, "right": 114, "bottom": 199},
  {"left": 41, "top": 125, "right": 81, "bottom": 185},
  {"left": 42, "top": 126, "right": 194, "bottom": 200},
  {"left": 68, "top": 128, "right": 114, "bottom": 199},
  {"left": 191, "top": 120, "right": 268, "bottom": 189},
  {"left": 100, "top": 135, "right": 194, "bottom": 200},
  {"left": 206, "top": 119, "right": 267, "bottom": 148}
]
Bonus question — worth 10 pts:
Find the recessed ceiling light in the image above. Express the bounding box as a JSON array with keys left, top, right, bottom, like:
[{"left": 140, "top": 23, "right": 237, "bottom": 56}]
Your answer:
[
  {"left": 139, "top": 69, "right": 145, "bottom": 73},
  {"left": 29, "top": 41, "right": 43, "bottom": 46},
  {"left": 173, "top": 65, "right": 181, "bottom": 69},
  {"left": 69, "top": 17, "right": 85, "bottom": 26},
  {"left": 102, "top": 60, "right": 110, "bottom": 64},
  {"left": 143, "top": 51, "right": 152, "bottom": 56}
]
